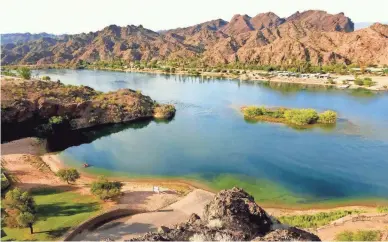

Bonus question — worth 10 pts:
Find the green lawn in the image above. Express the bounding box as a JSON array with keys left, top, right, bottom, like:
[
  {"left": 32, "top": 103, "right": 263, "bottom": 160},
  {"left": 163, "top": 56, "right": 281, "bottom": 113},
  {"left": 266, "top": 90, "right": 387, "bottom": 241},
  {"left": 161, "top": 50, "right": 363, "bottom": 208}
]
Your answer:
[
  {"left": 278, "top": 210, "right": 363, "bottom": 228},
  {"left": 2, "top": 188, "right": 102, "bottom": 241}
]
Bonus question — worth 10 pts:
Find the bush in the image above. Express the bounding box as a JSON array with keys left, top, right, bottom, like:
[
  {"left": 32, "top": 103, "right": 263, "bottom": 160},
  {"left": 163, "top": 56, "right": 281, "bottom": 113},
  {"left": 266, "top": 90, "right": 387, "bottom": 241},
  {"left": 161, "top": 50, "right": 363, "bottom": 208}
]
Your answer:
[
  {"left": 243, "top": 106, "right": 264, "bottom": 117},
  {"left": 56, "top": 168, "right": 80, "bottom": 184},
  {"left": 41, "top": 76, "right": 51, "bottom": 81},
  {"left": 284, "top": 109, "right": 318, "bottom": 125},
  {"left": 91, "top": 177, "right": 122, "bottom": 200},
  {"left": 49, "top": 116, "right": 64, "bottom": 125},
  {"left": 363, "top": 77, "right": 374, "bottom": 87},
  {"left": 377, "top": 206, "right": 388, "bottom": 213},
  {"left": 335, "top": 230, "right": 380, "bottom": 241},
  {"left": 1, "top": 173, "right": 11, "bottom": 191},
  {"left": 318, "top": 110, "right": 337, "bottom": 124},
  {"left": 17, "top": 67, "right": 31, "bottom": 80}
]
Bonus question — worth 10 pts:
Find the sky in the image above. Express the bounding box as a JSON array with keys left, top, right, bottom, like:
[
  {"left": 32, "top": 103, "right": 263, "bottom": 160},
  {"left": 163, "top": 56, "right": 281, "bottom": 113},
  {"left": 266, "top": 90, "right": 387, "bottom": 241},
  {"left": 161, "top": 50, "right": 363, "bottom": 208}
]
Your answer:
[{"left": 1, "top": 0, "right": 388, "bottom": 34}]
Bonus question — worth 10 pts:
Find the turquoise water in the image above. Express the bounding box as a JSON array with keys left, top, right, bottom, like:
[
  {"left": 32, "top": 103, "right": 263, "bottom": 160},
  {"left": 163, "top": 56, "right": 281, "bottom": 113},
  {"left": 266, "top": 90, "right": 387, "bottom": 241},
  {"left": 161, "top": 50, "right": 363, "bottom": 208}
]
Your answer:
[{"left": 34, "top": 69, "right": 388, "bottom": 205}]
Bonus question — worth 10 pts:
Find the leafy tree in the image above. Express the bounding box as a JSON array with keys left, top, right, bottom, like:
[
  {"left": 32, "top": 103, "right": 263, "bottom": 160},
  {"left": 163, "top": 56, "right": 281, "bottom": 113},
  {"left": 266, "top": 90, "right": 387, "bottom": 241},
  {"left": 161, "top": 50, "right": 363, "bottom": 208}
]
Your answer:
[
  {"left": 284, "top": 109, "right": 319, "bottom": 126},
  {"left": 56, "top": 168, "right": 80, "bottom": 184},
  {"left": 3, "top": 188, "right": 37, "bottom": 234},
  {"left": 17, "top": 67, "right": 31, "bottom": 80},
  {"left": 91, "top": 177, "right": 122, "bottom": 200},
  {"left": 17, "top": 212, "right": 36, "bottom": 234}
]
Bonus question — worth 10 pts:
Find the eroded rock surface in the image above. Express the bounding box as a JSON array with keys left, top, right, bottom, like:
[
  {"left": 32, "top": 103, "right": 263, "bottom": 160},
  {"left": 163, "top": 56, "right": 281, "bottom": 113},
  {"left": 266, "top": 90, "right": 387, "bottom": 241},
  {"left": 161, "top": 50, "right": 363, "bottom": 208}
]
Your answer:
[
  {"left": 1, "top": 78, "right": 175, "bottom": 135},
  {"left": 132, "top": 187, "right": 320, "bottom": 241}
]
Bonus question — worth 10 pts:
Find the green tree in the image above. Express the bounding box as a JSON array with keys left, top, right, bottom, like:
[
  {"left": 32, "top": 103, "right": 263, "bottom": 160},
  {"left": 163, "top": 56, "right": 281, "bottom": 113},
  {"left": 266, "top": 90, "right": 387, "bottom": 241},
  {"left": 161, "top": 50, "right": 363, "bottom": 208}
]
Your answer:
[
  {"left": 3, "top": 188, "right": 37, "bottom": 234},
  {"left": 17, "top": 67, "right": 31, "bottom": 80},
  {"left": 17, "top": 212, "right": 36, "bottom": 234},
  {"left": 91, "top": 177, "right": 122, "bottom": 200},
  {"left": 56, "top": 168, "right": 80, "bottom": 184}
]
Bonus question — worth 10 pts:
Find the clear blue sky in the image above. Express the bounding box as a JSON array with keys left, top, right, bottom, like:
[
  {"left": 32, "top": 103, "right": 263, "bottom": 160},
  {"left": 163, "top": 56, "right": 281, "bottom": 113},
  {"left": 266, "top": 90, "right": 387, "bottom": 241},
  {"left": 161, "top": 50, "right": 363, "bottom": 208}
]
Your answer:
[{"left": 1, "top": 0, "right": 387, "bottom": 34}]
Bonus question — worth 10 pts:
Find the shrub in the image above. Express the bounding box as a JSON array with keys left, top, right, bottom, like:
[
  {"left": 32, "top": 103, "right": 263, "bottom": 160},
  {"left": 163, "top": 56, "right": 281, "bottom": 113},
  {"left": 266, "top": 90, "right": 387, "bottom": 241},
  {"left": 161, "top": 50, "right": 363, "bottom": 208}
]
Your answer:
[
  {"left": 17, "top": 67, "right": 31, "bottom": 80},
  {"left": 56, "top": 168, "right": 80, "bottom": 184},
  {"left": 91, "top": 177, "right": 123, "bottom": 200},
  {"left": 41, "top": 76, "right": 51, "bottom": 81},
  {"left": 279, "top": 210, "right": 362, "bottom": 228},
  {"left": 284, "top": 109, "right": 318, "bottom": 125},
  {"left": 377, "top": 206, "right": 388, "bottom": 213},
  {"left": 335, "top": 230, "right": 380, "bottom": 241},
  {"left": 363, "top": 77, "right": 374, "bottom": 87},
  {"left": 354, "top": 78, "right": 364, "bottom": 85},
  {"left": 243, "top": 106, "right": 264, "bottom": 117},
  {"left": 318, "top": 110, "right": 337, "bottom": 124},
  {"left": 49, "top": 116, "right": 64, "bottom": 125}
]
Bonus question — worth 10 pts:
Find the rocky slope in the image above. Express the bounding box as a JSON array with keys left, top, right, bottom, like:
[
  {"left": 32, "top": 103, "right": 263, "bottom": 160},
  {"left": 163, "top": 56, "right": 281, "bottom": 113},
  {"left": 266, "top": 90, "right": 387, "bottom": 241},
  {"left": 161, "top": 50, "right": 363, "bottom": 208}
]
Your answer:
[
  {"left": 132, "top": 187, "right": 320, "bottom": 241},
  {"left": 1, "top": 77, "right": 175, "bottom": 140},
  {"left": 2, "top": 10, "right": 388, "bottom": 66}
]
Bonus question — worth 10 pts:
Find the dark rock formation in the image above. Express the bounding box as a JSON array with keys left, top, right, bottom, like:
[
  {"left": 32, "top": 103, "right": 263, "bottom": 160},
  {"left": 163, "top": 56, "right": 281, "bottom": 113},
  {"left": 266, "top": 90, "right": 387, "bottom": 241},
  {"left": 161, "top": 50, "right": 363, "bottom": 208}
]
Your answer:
[{"left": 132, "top": 187, "right": 320, "bottom": 241}]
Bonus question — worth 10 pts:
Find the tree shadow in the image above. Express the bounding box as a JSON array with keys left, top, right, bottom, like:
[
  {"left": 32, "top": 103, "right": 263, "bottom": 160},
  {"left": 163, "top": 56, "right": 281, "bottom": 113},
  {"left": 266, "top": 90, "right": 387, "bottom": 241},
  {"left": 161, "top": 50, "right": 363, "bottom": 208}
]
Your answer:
[
  {"left": 34, "top": 226, "right": 71, "bottom": 238},
  {"left": 36, "top": 202, "right": 100, "bottom": 218}
]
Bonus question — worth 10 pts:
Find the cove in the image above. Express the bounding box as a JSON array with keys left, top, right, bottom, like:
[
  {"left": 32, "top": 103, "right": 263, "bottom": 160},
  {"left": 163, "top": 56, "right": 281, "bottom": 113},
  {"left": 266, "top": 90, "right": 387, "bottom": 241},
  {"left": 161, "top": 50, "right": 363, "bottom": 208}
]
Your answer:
[{"left": 34, "top": 69, "right": 388, "bottom": 207}]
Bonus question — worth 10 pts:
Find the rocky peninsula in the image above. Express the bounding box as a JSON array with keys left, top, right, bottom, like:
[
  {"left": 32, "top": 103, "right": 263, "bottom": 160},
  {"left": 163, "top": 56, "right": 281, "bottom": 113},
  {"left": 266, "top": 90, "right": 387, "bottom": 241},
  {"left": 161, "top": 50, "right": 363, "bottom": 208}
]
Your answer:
[{"left": 1, "top": 76, "right": 175, "bottom": 140}]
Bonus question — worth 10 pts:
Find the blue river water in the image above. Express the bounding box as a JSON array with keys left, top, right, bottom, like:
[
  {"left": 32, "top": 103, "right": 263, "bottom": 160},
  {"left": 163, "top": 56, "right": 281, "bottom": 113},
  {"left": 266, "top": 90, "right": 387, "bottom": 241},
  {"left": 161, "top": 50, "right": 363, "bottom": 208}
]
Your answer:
[{"left": 33, "top": 69, "right": 388, "bottom": 205}]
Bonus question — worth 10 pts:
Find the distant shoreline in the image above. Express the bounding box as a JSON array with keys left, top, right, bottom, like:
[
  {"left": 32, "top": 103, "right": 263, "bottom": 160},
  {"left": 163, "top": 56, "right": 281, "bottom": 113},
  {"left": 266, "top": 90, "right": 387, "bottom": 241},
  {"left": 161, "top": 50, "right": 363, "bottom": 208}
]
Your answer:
[{"left": 5, "top": 65, "right": 388, "bottom": 91}]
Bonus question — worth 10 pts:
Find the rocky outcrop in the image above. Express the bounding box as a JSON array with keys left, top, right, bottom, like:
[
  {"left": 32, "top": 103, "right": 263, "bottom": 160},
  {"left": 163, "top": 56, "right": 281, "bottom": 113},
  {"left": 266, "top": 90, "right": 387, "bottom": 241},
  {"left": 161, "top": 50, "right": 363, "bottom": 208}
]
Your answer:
[
  {"left": 1, "top": 78, "right": 175, "bottom": 137},
  {"left": 132, "top": 187, "right": 320, "bottom": 241},
  {"left": 2, "top": 10, "right": 387, "bottom": 66}
]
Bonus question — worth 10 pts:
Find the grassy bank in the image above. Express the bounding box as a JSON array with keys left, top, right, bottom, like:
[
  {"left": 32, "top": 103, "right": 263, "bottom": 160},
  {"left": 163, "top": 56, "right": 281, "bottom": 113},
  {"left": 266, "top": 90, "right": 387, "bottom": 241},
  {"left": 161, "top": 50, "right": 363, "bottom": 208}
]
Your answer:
[
  {"left": 2, "top": 188, "right": 102, "bottom": 241},
  {"left": 278, "top": 210, "right": 363, "bottom": 228}
]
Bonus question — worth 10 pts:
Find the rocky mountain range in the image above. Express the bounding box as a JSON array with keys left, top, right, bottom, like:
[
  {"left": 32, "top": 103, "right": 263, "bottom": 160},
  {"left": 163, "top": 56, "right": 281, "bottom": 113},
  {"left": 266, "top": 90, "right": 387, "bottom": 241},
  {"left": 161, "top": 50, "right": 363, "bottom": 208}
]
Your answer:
[{"left": 2, "top": 10, "right": 388, "bottom": 66}]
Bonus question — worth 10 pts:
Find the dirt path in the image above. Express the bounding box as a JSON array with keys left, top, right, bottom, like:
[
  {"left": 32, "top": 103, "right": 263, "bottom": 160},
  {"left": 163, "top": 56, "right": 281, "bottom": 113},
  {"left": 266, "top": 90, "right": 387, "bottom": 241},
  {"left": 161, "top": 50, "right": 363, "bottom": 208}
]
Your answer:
[
  {"left": 316, "top": 213, "right": 388, "bottom": 240},
  {"left": 72, "top": 189, "right": 215, "bottom": 241}
]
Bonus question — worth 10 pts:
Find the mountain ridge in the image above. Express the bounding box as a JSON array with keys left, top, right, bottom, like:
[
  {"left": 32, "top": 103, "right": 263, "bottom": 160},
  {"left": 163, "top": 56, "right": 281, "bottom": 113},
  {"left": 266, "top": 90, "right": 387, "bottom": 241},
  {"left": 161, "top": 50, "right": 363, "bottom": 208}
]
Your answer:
[{"left": 2, "top": 10, "right": 388, "bottom": 66}]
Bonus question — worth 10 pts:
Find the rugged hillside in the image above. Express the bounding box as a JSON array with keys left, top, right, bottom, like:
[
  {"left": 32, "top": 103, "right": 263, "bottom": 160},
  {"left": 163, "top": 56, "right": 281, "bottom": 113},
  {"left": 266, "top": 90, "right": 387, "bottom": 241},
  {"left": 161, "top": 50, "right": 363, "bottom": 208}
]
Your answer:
[
  {"left": 132, "top": 187, "right": 320, "bottom": 241},
  {"left": 2, "top": 10, "right": 388, "bottom": 66},
  {"left": 1, "top": 77, "right": 175, "bottom": 140}
]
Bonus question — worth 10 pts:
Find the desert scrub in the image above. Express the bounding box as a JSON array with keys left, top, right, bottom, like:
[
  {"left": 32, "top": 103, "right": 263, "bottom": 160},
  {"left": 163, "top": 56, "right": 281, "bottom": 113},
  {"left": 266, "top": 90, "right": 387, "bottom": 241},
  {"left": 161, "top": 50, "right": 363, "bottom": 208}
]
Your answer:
[
  {"left": 153, "top": 104, "right": 176, "bottom": 119},
  {"left": 318, "top": 110, "right": 337, "bottom": 124},
  {"left": 335, "top": 230, "right": 381, "bottom": 241},
  {"left": 377, "top": 206, "right": 388, "bottom": 213},
  {"left": 278, "top": 210, "right": 362, "bottom": 228}
]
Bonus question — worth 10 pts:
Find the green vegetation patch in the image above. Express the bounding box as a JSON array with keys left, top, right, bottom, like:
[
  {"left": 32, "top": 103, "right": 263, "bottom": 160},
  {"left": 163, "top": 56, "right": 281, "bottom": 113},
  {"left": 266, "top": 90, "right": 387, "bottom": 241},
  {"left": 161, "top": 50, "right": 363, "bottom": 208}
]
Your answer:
[
  {"left": 377, "top": 206, "right": 388, "bottom": 213},
  {"left": 242, "top": 106, "right": 337, "bottom": 126},
  {"left": 2, "top": 188, "right": 102, "bottom": 241},
  {"left": 335, "top": 230, "right": 381, "bottom": 241},
  {"left": 278, "top": 210, "right": 363, "bottom": 228}
]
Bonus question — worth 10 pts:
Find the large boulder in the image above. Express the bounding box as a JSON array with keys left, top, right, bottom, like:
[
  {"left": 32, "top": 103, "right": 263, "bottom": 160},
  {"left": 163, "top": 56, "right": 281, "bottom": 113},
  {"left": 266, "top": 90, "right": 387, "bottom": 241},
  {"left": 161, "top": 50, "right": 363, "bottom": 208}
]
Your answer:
[{"left": 132, "top": 187, "right": 320, "bottom": 241}]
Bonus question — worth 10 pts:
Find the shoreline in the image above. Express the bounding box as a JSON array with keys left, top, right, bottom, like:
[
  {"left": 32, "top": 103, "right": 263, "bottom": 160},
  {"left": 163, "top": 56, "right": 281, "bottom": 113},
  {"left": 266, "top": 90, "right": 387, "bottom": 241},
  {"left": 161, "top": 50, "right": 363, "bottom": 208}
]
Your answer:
[
  {"left": 42, "top": 150, "right": 388, "bottom": 211},
  {"left": 6, "top": 65, "right": 388, "bottom": 91}
]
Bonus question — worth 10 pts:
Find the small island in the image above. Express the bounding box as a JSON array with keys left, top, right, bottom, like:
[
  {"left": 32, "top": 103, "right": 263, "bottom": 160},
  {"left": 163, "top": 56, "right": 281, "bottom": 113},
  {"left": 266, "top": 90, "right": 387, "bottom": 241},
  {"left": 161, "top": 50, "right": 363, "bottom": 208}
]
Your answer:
[{"left": 241, "top": 106, "right": 337, "bottom": 126}]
